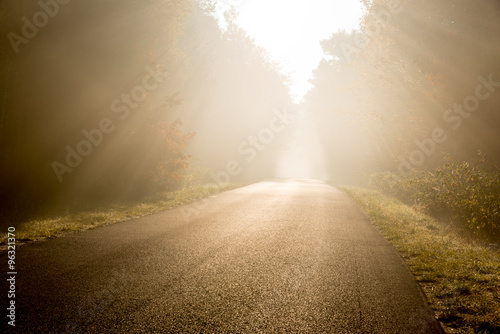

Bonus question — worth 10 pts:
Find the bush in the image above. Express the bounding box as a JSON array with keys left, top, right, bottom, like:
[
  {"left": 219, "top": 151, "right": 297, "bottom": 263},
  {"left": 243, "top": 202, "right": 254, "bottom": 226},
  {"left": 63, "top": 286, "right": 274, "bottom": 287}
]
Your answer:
[{"left": 370, "top": 152, "right": 500, "bottom": 236}]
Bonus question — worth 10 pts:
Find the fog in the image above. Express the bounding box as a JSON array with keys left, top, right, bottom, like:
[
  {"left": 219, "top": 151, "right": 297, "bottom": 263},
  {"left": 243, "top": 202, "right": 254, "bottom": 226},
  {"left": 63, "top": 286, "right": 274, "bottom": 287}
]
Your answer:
[{"left": 1, "top": 0, "right": 499, "bottom": 221}]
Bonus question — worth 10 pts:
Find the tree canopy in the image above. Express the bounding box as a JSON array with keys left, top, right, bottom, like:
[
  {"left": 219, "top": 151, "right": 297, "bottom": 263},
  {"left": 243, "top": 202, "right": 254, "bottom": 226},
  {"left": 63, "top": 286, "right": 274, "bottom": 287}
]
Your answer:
[
  {"left": 0, "top": 0, "right": 292, "bottom": 217},
  {"left": 305, "top": 0, "right": 500, "bottom": 182}
]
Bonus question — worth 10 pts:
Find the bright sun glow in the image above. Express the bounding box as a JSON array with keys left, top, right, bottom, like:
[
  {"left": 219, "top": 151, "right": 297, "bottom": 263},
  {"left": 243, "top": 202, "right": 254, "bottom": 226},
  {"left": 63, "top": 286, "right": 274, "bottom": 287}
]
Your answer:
[
  {"left": 225, "top": 0, "right": 364, "bottom": 102},
  {"left": 214, "top": 1, "right": 364, "bottom": 179}
]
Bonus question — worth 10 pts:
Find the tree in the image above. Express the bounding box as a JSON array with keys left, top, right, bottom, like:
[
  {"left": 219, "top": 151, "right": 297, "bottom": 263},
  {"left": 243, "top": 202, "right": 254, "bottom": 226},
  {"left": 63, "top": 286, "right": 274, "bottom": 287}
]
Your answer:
[
  {"left": 306, "top": 0, "right": 500, "bottom": 183},
  {"left": 0, "top": 0, "right": 195, "bottom": 215}
]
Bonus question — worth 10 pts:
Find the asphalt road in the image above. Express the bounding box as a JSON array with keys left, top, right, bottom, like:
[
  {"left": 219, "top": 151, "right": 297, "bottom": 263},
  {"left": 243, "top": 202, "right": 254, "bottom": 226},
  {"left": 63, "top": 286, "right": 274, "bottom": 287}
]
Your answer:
[{"left": 2, "top": 180, "right": 444, "bottom": 333}]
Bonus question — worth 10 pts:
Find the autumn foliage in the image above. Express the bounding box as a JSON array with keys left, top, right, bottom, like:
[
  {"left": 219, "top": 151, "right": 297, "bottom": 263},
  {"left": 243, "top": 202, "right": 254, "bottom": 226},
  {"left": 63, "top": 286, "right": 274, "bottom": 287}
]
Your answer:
[
  {"left": 0, "top": 0, "right": 291, "bottom": 219},
  {"left": 307, "top": 0, "right": 500, "bottom": 181},
  {"left": 151, "top": 120, "right": 195, "bottom": 189}
]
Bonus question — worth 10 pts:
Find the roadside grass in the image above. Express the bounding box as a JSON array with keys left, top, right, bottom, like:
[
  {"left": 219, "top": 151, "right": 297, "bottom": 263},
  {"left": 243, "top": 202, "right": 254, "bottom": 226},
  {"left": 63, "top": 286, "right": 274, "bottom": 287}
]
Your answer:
[
  {"left": 0, "top": 183, "right": 243, "bottom": 245},
  {"left": 341, "top": 186, "right": 500, "bottom": 334}
]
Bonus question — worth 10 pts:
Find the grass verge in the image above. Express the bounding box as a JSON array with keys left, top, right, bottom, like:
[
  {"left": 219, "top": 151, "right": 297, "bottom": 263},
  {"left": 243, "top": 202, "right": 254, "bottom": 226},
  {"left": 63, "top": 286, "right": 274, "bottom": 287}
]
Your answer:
[
  {"left": 0, "top": 183, "right": 243, "bottom": 246},
  {"left": 340, "top": 186, "right": 500, "bottom": 334}
]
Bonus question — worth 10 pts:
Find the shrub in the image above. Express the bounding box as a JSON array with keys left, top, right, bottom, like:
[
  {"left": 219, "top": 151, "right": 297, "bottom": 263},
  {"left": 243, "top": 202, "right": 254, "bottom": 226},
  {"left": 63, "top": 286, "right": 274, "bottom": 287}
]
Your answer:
[{"left": 370, "top": 152, "right": 500, "bottom": 236}]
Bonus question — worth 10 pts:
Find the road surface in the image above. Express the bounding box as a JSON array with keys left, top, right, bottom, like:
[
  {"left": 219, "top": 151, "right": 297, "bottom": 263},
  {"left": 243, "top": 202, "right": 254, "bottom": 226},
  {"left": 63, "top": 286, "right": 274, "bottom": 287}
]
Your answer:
[{"left": 2, "top": 180, "right": 443, "bottom": 333}]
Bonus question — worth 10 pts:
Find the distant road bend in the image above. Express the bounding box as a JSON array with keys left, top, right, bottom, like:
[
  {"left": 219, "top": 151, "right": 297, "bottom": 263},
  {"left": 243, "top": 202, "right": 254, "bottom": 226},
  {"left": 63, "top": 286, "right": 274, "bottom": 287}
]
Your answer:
[{"left": 4, "top": 179, "right": 444, "bottom": 333}]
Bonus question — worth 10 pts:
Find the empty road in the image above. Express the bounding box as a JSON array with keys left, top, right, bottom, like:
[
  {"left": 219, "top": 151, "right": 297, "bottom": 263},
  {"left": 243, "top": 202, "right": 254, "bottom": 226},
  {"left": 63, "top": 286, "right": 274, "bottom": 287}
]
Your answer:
[{"left": 2, "top": 180, "right": 443, "bottom": 333}]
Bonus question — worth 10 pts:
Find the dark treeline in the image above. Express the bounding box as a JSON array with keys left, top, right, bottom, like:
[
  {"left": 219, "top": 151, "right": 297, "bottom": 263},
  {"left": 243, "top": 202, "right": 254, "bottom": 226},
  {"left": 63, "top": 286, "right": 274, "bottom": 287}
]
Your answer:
[
  {"left": 305, "top": 0, "right": 500, "bottom": 183},
  {"left": 0, "top": 0, "right": 291, "bottom": 221}
]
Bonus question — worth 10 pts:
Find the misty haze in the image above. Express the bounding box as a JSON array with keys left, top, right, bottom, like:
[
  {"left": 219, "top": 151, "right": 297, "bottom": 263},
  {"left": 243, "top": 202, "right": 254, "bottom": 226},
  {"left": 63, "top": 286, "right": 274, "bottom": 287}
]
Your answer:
[{"left": 1, "top": 0, "right": 499, "bottom": 333}]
